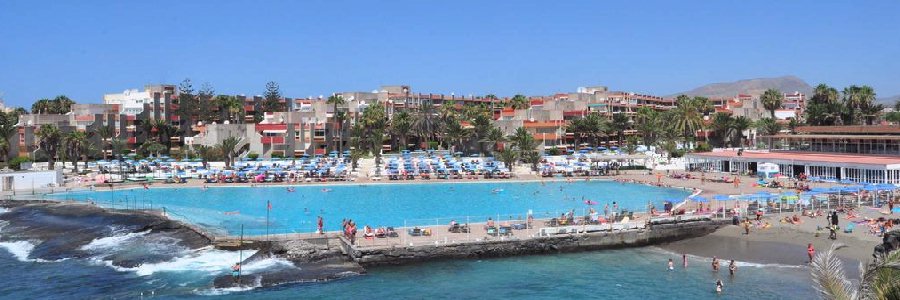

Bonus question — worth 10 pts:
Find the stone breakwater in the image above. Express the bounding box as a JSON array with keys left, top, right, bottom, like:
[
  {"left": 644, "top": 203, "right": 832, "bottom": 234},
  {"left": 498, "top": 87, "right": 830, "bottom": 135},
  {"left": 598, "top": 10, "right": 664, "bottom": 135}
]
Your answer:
[{"left": 344, "top": 220, "right": 728, "bottom": 266}]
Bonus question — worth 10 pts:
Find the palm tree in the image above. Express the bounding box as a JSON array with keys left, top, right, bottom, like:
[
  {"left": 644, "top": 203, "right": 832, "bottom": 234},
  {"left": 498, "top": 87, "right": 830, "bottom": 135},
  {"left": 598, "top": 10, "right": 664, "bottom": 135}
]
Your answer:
[
  {"left": 96, "top": 126, "right": 114, "bottom": 160},
  {"left": 509, "top": 94, "right": 530, "bottom": 110},
  {"left": 326, "top": 95, "right": 346, "bottom": 153},
  {"left": 110, "top": 138, "right": 127, "bottom": 158},
  {"left": 760, "top": 89, "right": 784, "bottom": 118},
  {"left": 443, "top": 117, "right": 471, "bottom": 153},
  {"left": 0, "top": 111, "right": 18, "bottom": 164},
  {"left": 755, "top": 118, "right": 782, "bottom": 136},
  {"left": 731, "top": 116, "right": 752, "bottom": 147},
  {"left": 710, "top": 113, "right": 734, "bottom": 147},
  {"left": 64, "top": 131, "right": 88, "bottom": 173},
  {"left": 842, "top": 85, "right": 877, "bottom": 125},
  {"left": 218, "top": 136, "right": 241, "bottom": 168},
  {"left": 670, "top": 95, "right": 704, "bottom": 147},
  {"left": 810, "top": 243, "right": 900, "bottom": 300},
  {"left": 195, "top": 145, "right": 219, "bottom": 169},
  {"left": 495, "top": 148, "right": 518, "bottom": 169},
  {"left": 482, "top": 127, "right": 506, "bottom": 153},
  {"left": 216, "top": 95, "right": 244, "bottom": 123},
  {"left": 610, "top": 113, "right": 631, "bottom": 145},
  {"left": 0, "top": 138, "right": 8, "bottom": 168},
  {"left": 390, "top": 110, "right": 414, "bottom": 151},
  {"left": 584, "top": 112, "right": 608, "bottom": 147},
  {"left": 521, "top": 150, "right": 541, "bottom": 171},
  {"left": 471, "top": 113, "right": 492, "bottom": 155},
  {"left": 141, "top": 141, "right": 166, "bottom": 158},
  {"left": 511, "top": 127, "right": 537, "bottom": 154},
  {"left": 414, "top": 102, "right": 437, "bottom": 149},
  {"left": 36, "top": 124, "right": 62, "bottom": 170},
  {"left": 635, "top": 106, "right": 660, "bottom": 147}
]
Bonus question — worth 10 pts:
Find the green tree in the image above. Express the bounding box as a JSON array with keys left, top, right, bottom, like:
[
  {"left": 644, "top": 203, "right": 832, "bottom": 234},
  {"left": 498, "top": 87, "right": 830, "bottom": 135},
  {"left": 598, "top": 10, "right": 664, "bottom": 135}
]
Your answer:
[
  {"left": 63, "top": 131, "right": 88, "bottom": 173},
  {"left": 198, "top": 82, "right": 217, "bottom": 123},
  {"left": 670, "top": 95, "right": 704, "bottom": 147},
  {"left": 634, "top": 106, "right": 660, "bottom": 147},
  {"left": 218, "top": 136, "right": 241, "bottom": 168},
  {"left": 495, "top": 148, "right": 518, "bottom": 169},
  {"left": 760, "top": 88, "right": 784, "bottom": 118},
  {"left": 390, "top": 110, "right": 414, "bottom": 151},
  {"left": 36, "top": 124, "right": 62, "bottom": 170},
  {"left": 610, "top": 113, "right": 631, "bottom": 145},
  {"left": 442, "top": 116, "right": 471, "bottom": 153},
  {"left": 216, "top": 95, "right": 244, "bottom": 124},
  {"left": 482, "top": 126, "right": 506, "bottom": 153},
  {"left": 176, "top": 79, "right": 197, "bottom": 134},
  {"left": 32, "top": 95, "right": 76, "bottom": 114},
  {"left": 810, "top": 243, "right": 900, "bottom": 300},
  {"left": 842, "top": 85, "right": 877, "bottom": 125},
  {"left": 509, "top": 94, "right": 530, "bottom": 110},
  {"left": 110, "top": 138, "right": 127, "bottom": 158},
  {"left": 413, "top": 101, "right": 437, "bottom": 149},
  {"left": 326, "top": 95, "right": 346, "bottom": 153},
  {"left": 0, "top": 111, "right": 19, "bottom": 163},
  {"left": 96, "top": 125, "right": 114, "bottom": 160},
  {"left": 262, "top": 81, "right": 285, "bottom": 113},
  {"left": 731, "top": 116, "right": 752, "bottom": 147},
  {"left": 755, "top": 118, "right": 782, "bottom": 136}
]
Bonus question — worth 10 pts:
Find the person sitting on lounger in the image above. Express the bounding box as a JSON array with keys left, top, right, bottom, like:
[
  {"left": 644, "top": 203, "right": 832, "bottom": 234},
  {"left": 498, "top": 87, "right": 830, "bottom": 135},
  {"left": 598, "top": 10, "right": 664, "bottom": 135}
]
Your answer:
[
  {"left": 363, "top": 225, "right": 375, "bottom": 238},
  {"left": 485, "top": 217, "right": 495, "bottom": 230}
]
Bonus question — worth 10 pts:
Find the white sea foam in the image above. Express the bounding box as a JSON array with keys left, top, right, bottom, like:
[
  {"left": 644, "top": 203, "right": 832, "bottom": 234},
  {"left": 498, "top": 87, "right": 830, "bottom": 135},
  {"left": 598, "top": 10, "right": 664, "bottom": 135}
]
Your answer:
[
  {"left": 80, "top": 230, "right": 150, "bottom": 252},
  {"left": 119, "top": 246, "right": 258, "bottom": 276},
  {"left": 0, "top": 240, "right": 36, "bottom": 262},
  {"left": 648, "top": 246, "right": 805, "bottom": 269},
  {"left": 193, "top": 276, "right": 263, "bottom": 296},
  {"left": 239, "top": 257, "right": 296, "bottom": 274}
]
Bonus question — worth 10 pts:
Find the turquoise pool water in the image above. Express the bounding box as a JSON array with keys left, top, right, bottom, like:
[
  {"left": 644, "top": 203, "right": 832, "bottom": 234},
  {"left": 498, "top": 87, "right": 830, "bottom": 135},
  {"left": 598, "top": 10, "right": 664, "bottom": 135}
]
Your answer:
[{"left": 51, "top": 180, "right": 691, "bottom": 236}]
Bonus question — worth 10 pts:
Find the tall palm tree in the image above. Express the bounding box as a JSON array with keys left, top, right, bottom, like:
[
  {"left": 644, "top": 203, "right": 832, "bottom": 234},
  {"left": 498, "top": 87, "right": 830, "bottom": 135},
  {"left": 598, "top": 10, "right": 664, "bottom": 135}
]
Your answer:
[
  {"left": 634, "top": 106, "right": 660, "bottom": 147},
  {"left": 731, "top": 116, "right": 752, "bottom": 147},
  {"left": 64, "top": 131, "right": 88, "bottom": 173},
  {"left": 443, "top": 117, "right": 471, "bottom": 153},
  {"left": 471, "top": 113, "right": 492, "bottom": 155},
  {"left": 216, "top": 95, "right": 244, "bottom": 123},
  {"left": 495, "top": 148, "right": 518, "bottom": 169},
  {"left": 670, "top": 95, "right": 704, "bottom": 147},
  {"left": 760, "top": 89, "right": 784, "bottom": 118},
  {"left": 710, "top": 112, "right": 734, "bottom": 147},
  {"left": 511, "top": 127, "right": 537, "bottom": 152},
  {"left": 0, "top": 138, "right": 8, "bottom": 168},
  {"left": 110, "top": 138, "right": 127, "bottom": 158},
  {"left": 390, "top": 110, "right": 414, "bottom": 151},
  {"left": 584, "top": 112, "right": 608, "bottom": 147},
  {"left": 36, "top": 124, "right": 62, "bottom": 170},
  {"left": 96, "top": 126, "right": 114, "bottom": 160},
  {"left": 0, "top": 111, "right": 18, "bottom": 164},
  {"left": 414, "top": 101, "right": 437, "bottom": 149},
  {"left": 755, "top": 118, "right": 782, "bottom": 136},
  {"left": 326, "top": 95, "right": 346, "bottom": 153},
  {"left": 610, "top": 113, "right": 631, "bottom": 145}
]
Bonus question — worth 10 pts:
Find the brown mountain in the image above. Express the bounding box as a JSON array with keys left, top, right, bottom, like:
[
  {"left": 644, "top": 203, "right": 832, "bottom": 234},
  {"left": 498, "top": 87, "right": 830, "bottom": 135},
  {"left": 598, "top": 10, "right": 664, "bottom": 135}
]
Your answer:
[
  {"left": 876, "top": 95, "right": 899, "bottom": 107},
  {"left": 668, "top": 75, "right": 813, "bottom": 99}
]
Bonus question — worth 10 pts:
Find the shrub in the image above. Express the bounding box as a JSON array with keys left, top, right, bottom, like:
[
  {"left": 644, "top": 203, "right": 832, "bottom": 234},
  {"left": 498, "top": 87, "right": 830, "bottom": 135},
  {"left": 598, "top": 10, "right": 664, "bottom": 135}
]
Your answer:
[
  {"left": 694, "top": 143, "right": 712, "bottom": 152},
  {"left": 247, "top": 152, "right": 259, "bottom": 160},
  {"left": 272, "top": 152, "right": 285, "bottom": 159},
  {"left": 8, "top": 156, "right": 31, "bottom": 170}
]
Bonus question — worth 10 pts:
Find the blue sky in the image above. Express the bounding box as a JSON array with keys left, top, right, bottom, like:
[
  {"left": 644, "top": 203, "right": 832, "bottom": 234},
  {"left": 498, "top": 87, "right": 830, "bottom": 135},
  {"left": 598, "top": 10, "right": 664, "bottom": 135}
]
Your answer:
[{"left": 1, "top": 0, "right": 899, "bottom": 107}]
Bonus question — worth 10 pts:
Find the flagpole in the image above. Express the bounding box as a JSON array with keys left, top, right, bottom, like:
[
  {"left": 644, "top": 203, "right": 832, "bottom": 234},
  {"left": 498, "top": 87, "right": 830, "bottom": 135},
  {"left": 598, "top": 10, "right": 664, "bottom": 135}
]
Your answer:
[{"left": 266, "top": 200, "right": 270, "bottom": 242}]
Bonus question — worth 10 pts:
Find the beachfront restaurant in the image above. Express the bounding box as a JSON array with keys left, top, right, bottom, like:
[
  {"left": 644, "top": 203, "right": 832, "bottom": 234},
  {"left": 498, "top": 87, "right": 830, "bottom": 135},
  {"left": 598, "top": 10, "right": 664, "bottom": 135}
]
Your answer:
[{"left": 684, "top": 150, "right": 900, "bottom": 185}]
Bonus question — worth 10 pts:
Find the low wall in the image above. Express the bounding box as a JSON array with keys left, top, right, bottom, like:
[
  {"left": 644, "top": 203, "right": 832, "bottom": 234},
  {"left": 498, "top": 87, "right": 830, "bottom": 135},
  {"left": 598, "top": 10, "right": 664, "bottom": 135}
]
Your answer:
[{"left": 347, "top": 220, "right": 728, "bottom": 266}]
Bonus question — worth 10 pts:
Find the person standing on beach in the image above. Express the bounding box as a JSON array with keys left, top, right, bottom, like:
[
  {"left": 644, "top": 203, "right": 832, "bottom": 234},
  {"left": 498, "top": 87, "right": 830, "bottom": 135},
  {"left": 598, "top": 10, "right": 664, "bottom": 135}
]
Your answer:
[
  {"left": 807, "top": 243, "right": 815, "bottom": 263},
  {"left": 743, "top": 219, "right": 751, "bottom": 235}
]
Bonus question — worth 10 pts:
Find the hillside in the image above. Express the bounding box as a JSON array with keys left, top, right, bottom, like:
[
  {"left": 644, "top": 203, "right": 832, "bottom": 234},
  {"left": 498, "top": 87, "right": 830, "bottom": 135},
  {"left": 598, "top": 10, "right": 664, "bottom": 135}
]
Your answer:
[
  {"left": 876, "top": 95, "right": 899, "bottom": 107},
  {"left": 669, "top": 75, "right": 813, "bottom": 99}
]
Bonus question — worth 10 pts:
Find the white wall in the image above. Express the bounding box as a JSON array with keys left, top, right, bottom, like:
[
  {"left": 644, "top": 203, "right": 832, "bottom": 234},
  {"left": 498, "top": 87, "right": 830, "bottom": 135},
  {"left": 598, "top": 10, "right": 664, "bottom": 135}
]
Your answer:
[{"left": 0, "top": 170, "right": 62, "bottom": 191}]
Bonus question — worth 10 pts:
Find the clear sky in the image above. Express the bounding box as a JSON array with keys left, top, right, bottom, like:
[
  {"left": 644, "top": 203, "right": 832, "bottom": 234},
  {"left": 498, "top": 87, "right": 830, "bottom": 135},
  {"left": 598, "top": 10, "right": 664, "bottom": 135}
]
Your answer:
[{"left": 1, "top": 0, "right": 899, "bottom": 107}]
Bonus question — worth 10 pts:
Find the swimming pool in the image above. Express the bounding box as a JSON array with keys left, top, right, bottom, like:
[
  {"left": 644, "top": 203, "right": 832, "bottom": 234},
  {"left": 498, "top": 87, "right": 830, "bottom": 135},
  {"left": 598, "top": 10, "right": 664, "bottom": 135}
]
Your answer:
[{"left": 51, "top": 180, "right": 691, "bottom": 236}]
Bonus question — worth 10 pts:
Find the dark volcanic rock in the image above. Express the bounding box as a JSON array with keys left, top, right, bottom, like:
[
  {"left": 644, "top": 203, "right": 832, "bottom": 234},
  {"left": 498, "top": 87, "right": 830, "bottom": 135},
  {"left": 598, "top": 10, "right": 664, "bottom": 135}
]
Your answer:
[
  {"left": 212, "top": 258, "right": 364, "bottom": 289},
  {"left": 874, "top": 229, "right": 900, "bottom": 261},
  {"left": 0, "top": 201, "right": 211, "bottom": 266}
]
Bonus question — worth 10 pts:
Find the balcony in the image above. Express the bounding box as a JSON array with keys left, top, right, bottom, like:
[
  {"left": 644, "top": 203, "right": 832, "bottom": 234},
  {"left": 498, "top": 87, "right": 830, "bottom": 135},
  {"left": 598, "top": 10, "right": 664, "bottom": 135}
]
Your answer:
[{"left": 261, "top": 136, "right": 285, "bottom": 144}]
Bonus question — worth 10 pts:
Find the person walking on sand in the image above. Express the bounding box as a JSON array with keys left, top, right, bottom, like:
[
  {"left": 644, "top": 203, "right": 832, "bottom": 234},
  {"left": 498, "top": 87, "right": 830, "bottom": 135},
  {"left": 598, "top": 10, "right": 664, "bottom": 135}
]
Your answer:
[{"left": 807, "top": 243, "right": 815, "bottom": 263}]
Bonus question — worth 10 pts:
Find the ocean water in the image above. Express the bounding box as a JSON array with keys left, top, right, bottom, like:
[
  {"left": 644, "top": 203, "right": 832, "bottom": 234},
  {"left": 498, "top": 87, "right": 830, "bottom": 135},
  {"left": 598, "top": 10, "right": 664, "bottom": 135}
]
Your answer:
[
  {"left": 5, "top": 183, "right": 819, "bottom": 299},
  {"left": 49, "top": 180, "right": 692, "bottom": 236},
  {"left": 0, "top": 243, "right": 816, "bottom": 299}
]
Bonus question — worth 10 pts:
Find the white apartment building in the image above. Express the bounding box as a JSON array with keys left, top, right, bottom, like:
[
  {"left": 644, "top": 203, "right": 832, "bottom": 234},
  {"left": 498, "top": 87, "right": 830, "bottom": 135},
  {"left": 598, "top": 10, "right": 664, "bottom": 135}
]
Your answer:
[{"left": 103, "top": 84, "right": 176, "bottom": 116}]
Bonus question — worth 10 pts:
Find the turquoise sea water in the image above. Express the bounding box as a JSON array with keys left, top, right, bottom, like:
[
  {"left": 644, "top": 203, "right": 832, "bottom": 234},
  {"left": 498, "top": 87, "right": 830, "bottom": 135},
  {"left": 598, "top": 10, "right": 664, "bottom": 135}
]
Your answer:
[{"left": 51, "top": 180, "right": 691, "bottom": 236}]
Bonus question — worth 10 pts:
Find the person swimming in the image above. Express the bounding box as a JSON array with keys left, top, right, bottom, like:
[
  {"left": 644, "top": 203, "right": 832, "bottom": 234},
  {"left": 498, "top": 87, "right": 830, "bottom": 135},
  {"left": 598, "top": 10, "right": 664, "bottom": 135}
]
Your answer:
[
  {"left": 321, "top": 188, "right": 332, "bottom": 193},
  {"left": 287, "top": 187, "right": 295, "bottom": 192},
  {"left": 491, "top": 188, "right": 504, "bottom": 194},
  {"left": 715, "top": 279, "right": 724, "bottom": 293},
  {"left": 667, "top": 258, "right": 674, "bottom": 271}
]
